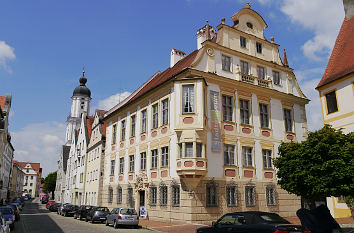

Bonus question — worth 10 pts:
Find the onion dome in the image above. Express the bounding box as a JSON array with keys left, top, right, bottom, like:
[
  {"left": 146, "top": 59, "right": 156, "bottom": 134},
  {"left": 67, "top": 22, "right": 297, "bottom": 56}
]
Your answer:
[{"left": 73, "top": 70, "right": 91, "bottom": 98}]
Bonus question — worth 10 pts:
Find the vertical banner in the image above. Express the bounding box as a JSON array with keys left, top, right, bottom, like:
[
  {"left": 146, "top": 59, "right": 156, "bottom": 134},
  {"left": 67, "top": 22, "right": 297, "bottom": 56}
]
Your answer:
[{"left": 210, "top": 90, "right": 222, "bottom": 152}]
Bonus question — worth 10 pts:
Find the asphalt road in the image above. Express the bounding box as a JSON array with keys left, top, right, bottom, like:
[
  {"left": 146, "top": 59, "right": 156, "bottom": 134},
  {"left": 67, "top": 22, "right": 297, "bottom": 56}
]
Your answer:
[{"left": 13, "top": 198, "right": 154, "bottom": 233}]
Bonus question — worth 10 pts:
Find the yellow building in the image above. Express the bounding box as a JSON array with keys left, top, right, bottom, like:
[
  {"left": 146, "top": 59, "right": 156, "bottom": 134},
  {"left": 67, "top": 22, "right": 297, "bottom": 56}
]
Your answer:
[
  {"left": 316, "top": 0, "right": 354, "bottom": 218},
  {"left": 102, "top": 4, "right": 309, "bottom": 224}
]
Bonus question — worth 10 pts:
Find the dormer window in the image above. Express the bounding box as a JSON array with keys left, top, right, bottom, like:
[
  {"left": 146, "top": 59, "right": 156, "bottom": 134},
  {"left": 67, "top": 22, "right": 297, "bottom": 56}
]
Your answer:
[{"left": 246, "top": 22, "right": 253, "bottom": 29}]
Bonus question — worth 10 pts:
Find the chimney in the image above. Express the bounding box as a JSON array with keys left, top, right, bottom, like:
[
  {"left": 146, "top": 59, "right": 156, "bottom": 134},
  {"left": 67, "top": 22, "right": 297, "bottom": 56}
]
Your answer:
[
  {"left": 170, "top": 48, "right": 186, "bottom": 68},
  {"left": 343, "top": 0, "right": 354, "bottom": 19},
  {"left": 196, "top": 21, "right": 216, "bottom": 49}
]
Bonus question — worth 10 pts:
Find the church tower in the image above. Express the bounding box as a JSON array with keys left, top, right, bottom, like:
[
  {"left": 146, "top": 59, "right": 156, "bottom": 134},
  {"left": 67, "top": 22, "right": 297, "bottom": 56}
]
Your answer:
[{"left": 65, "top": 70, "right": 91, "bottom": 145}]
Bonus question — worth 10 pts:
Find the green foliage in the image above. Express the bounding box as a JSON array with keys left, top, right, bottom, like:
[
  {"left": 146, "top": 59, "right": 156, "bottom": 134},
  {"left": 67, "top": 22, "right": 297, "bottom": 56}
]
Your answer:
[
  {"left": 43, "top": 171, "right": 57, "bottom": 194},
  {"left": 345, "top": 195, "right": 354, "bottom": 209},
  {"left": 274, "top": 125, "right": 354, "bottom": 199}
]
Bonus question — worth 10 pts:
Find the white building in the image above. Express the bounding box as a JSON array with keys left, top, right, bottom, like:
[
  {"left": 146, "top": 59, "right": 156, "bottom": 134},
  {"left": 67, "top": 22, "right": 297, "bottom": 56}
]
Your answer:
[{"left": 14, "top": 161, "right": 42, "bottom": 197}]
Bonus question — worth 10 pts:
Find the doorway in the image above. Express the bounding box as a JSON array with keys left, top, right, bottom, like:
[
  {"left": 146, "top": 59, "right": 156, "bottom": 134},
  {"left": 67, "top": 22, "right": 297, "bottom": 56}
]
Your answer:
[{"left": 139, "top": 191, "right": 145, "bottom": 206}]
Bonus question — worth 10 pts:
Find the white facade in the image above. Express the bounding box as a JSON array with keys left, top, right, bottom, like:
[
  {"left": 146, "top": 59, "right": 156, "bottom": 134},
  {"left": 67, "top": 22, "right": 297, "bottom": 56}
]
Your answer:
[{"left": 21, "top": 164, "right": 40, "bottom": 197}]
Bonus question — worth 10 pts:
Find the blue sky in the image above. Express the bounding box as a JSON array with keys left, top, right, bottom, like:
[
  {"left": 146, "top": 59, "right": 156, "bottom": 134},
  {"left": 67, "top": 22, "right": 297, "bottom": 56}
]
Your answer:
[{"left": 0, "top": 0, "right": 345, "bottom": 176}]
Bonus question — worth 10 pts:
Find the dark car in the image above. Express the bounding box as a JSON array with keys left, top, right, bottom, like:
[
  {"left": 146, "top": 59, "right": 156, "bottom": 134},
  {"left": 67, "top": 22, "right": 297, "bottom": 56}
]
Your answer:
[
  {"left": 196, "top": 211, "right": 310, "bottom": 233},
  {"left": 85, "top": 206, "right": 110, "bottom": 223},
  {"left": 73, "top": 205, "right": 93, "bottom": 220},
  {"left": 49, "top": 203, "right": 61, "bottom": 212},
  {"left": 62, "top": 205, "right": 79, "bottom": 217},
  {"left": 0, "top": 206, "right": 15, "bottom": 230},
  {"left": 58, "top": 203, "right": 70, "bottom": 215},
  {"left": 41, "top": 196, "right": 49, "bottom": 204},
  {"left": 8, "top": 204, "right": 20, "bottom": 221}
]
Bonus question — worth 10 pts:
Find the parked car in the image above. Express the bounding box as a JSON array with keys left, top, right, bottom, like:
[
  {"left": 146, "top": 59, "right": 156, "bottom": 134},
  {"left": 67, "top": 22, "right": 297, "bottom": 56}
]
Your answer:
[
  {"left": 49, "top": 203, "right": 61, "bottom": 212},
  {"left": 0, "top": 213, "right": 10, "bottom": 233},
  {"left": 73, "top": 205, "right": 93, "bottom": 220},
  {"left": 46, "top": 200, "right": 56, "bottom": 209},
  {"left": 41, "top": 196, "right": 49, "bottom": 204},
  {"left": 8, "top": 204, "right": 20, "bottom": 221},
  {"left": 13, "top": 198, "right": 24, "bottom": 207},
  {"left": 62, "top": 205, "right": 79, "bottom": 217},
  {"left": 10, "top": 202, "right": 22, "bottom": 211},
  {"left": 195, "top": 211, "right": 310, "bottom": 233},
  {"left": 106, "top": 207, "right": 139, "bottom": 229},
  {"left": 58, "top": 203, "right": 70, "bottom": 215},
  {"left": 0, "top": 207, "right": 15, "bottom": 230},
  {"left": 85, "top": 206, "right": 110, "bottom": 223}
]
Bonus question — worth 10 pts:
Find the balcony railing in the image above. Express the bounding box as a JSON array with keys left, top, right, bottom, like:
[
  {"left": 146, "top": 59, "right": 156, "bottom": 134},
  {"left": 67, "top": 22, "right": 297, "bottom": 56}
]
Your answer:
[
  {"left": 176, "top": 157, "right": 207, "bottom": 178},
  {"left": 237, "top": 72, "right": 272, "bottom": 89}
]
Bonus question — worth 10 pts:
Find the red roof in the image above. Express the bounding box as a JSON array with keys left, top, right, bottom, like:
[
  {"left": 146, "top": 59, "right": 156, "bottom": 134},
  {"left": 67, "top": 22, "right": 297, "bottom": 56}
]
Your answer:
[
  {"left": 0, "top": 96, "right": 6, "bottom": 110},
  {"left": 86, "top": 116, "right": 94, "bottom": 141},
  {"left": 105, "top": 49, "right": 199, "bottom": 118},
  {"left": 317, "top": 16, "right": 354, "bottom": 88},
  {"left": 13, "top": 160, "right": 41, "bottom": 175}
]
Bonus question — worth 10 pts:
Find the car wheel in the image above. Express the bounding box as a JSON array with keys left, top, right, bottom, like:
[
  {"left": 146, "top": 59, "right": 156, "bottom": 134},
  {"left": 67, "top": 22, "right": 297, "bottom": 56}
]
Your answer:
[
  {"left": 105, "top": 219, "right": 109, "bottom": 226},
  {"left": 91, "top": 218, "right": 94, "bottom": 224},
  {"left": 74, "top": 214, "right": 77, "bottom": 219},
  {"left": 113, "top": 220, "right": 118, "bottom": 229},
  {"left": 85, "top": 217, "right": 88, "bottom": 222},
  {"left": 79, "top": 215, "right": 82, "bottom": 220}
]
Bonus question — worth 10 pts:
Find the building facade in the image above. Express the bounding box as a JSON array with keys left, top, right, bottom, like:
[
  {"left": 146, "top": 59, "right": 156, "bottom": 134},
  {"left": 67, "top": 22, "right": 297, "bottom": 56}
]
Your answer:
[
  {"left": 84, "top": 110, "right": 106, "bottom": 206},
  {"left": 101, "top": 4, "right": 308, "bottom": 224},
  {"left": 316, "top": 0, "right": 354, "bottom": 218},
  {"left": 10, "top": 162, "right": 24, "bottom": 199},
  {"left": 14, "top": 161, "right": 42, "bottom": 197}
]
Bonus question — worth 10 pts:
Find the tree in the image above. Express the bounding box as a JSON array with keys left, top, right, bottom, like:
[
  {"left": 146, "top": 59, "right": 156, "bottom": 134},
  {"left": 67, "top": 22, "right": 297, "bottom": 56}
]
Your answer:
[
  {"left": 43, "top": 171, "right": 57, "bottom": 200},
  {"left": 274, "top": 125, "right": 354, "bottom": 202}
]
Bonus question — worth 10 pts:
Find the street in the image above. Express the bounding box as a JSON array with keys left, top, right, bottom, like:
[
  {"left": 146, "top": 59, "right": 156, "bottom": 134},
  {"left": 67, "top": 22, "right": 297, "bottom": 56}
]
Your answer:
[{"left": 13, "top": 198, "right": 154, "bottom": 233}]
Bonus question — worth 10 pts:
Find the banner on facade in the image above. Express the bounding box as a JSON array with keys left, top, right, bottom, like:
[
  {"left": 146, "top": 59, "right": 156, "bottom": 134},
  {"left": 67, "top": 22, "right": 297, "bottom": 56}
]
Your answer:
[
  {"left": 209, "top": 90, "right": 222, "bottom": 152},
  {"left": 139, "top": 206, "right": 147, "bottom": 217}
]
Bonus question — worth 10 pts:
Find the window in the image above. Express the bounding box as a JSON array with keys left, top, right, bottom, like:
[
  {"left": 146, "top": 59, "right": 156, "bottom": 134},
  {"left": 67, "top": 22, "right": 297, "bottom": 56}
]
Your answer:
[
  {"left": 119, "top": 158, "right": 124, "bottom": 174},
  {"left": 121, "top": 120, "right": 126, "bottom": 141},
  {"left": 160, "top": 185, "right": 168, "bottom": 206},
  {"left": 240, "top": 36, "right": 247, "bottom": 48},
  {"left": 30, "top": 183, "right": 33, "bottom": 186},
  {"left": 30, "top": 176, "right": 33, "bottom": 180},
  {"left": 149, "top": 187, "right": 157, "bottom": 205},
  {"left": 259, "top": 103, "right": 269, "bottom": 128},
  {"left": 245, "top": 186, "right": 256, "bottom": 206},
  {"left": 110, "top": 160, "right": 115, "bottom": 175},
  {"left": 224, "top": 144, "right": 235, "bottom": 166},
  {"left": 266, "top": 186, "right": 276, "bottom": 206},
  {"left": 226, "top": 185, "right": 237, "bottom": 206},
  {"left": 206, "top": 183, "right": 217, "bottom": 206},
  {"left": 161, "top": 146, "right": 169, "bottom": 168},
  {"left": 263, "top": 149, "right": 272, "bottom": 169},
  {"left": 127, "top": 188, "right": 134, "bottom": 208},
  {"left": 108, "top": 187, "right": 113, "bottom": 203},
  {"left": 240, "top": 99, "right": 250, "bottom": 125},
  {"left": 325, "top": 91, "right": 338, "bottom": 114},
  {"left": 242, "top": 147, "right": 253, "bottom": 167},
  {"left": 222, "top": 95, "right": 233, "bottom": 122},
  {"left": 151, "top": 149, "right": 158, "bottom": 169},
  {"left": 112, "top": 124, "right": 117, "bottom": 144},
  {"left": 182, "top": 85, "right": 194, "bottom": 114},
  {"left": 222, "top": 55, "right": 231, "bottom": 72},
  {"left": 196, "top": 143, "right": 203, "bottom": 158},
  {"left": 129, "top": 155, "right": 134, "bottom": 172},
  {"left": 179, "top": 143, "right": 183, "bottom": 158},
  {"left": 338, "top": 195, "right": 346, "bottom": 203},
  {"left": 141, "top": 110, "right": 147, "bottom": 133},
  {"left": 257, "top": 66, "right": 265, "bottom": 79},
  {"left": 130, "top": 115, "right": 136, "bottom": 137},
  {"left": 140, "top": 152, "right": 146, "bottom": 170},
  {"left": 117, "top": 187, "right": 122, "bottom": 204},
  {"left": 172, "top": 185, "right": 180, "bottom": 206},
  {"left": 256, "top": 42, "right": 262, "bottom": 54},
  {"left": 246, "top": 22, "right": 253, "bottom": 29},
  {"left": 273, "top": 70, "right": 280, "bottom": 85},
  {"left": 284, "top": 109, "right": 293, "bottom": 132},
  {"left": 240, "top": 61, "right": 249, "bottom": 74},
  {"left": 162, "top": 99, "right": 169, "bottom": 125},
  {"left": 152, "top": 103, "right": 159, "bottom": 129},
  {"left": 185, "top": 143, "right": 193, "bottom": 158}
]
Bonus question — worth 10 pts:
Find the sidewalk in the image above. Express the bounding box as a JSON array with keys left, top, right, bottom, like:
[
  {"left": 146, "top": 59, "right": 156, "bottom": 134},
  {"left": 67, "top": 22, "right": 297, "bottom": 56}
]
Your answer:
[{"left": 139, "top": 217, "right": 354, "bottom": 233}]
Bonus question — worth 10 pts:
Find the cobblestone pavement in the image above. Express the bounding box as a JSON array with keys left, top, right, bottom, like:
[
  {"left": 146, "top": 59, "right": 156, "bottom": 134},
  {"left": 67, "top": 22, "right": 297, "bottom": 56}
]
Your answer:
[{"left": 13, "top": 198, "right": 154, "bottom": 233}]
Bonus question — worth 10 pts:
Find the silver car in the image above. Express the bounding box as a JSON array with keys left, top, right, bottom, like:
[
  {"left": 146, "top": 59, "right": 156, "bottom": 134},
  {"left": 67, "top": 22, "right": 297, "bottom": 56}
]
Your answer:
[{"left": 105, "top": 208, "right": 139, "bottom": 229}]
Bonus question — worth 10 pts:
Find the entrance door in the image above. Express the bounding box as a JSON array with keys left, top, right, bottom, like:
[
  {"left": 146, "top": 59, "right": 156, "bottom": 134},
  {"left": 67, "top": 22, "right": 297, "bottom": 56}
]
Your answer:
[{"left": 139, "top": 191, "right": 145, "bottom": 206}]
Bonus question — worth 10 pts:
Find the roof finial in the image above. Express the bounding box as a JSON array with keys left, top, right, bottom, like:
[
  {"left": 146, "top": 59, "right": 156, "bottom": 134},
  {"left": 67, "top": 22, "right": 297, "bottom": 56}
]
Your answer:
[
  {"left": 206, "top": 20, "right": 210, "bottom": 40},
  {"left": 79, "top": 68, "right": 87, "bottom": 85},
  {"left": 283, "top": 49, "right": 289, "bottom": 67},
  {"left": 245, "top": 3, "right": 251, "bottom": 9}
]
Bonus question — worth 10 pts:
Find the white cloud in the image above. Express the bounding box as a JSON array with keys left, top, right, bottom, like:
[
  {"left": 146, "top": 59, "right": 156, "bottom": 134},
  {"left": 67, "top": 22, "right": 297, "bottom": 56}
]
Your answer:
[
  {"left": 281, "top": 0, "right": 344, "bottom": 61},
  {"left": 11, "top": 121, "right": 66, "bottom": 177},
  {"left": 0, "top": 41, "right": 16, "bottom": 73},
  {"left": 97, "top": 91, "right": 131, "bottom": 111}
]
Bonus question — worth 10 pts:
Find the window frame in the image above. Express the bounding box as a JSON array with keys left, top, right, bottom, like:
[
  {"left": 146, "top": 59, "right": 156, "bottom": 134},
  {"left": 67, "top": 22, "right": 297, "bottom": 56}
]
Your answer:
[
  {"left": 152, "top": 103, "right": 159, "bottom": 129},
  {"left": 272, "top": 70, "right": 280, "bottom": 85},
  {"left": 121, "top": 120, "right": 126, "bottom": 141},
  {"left": 129, "top": 155, "right": 135, "bottom": 172},
  {"left": 182, "top": 84, "right": 195, "bottom": 114},
  {"left": 222, "top": 55, "right": 231, "bottom": 72},
  {"left": 240, "top": 60, "right": 249, "bottom": 75},
  {"left": 266, "top": 186, "right": 276, "bottom": 206},
  {"left": 149, "top": 186, "right": 157, "bottom": 206},
  {"left": 119, "top": 157, "right": 124, "bottom": 174},
  {"left": 162, "top": 98, "right": 169, "bottom": 125},
  {"left": 130, "top": 115, "right": 136, "bottom": 137},
  {"left": 141, "top": 109, "right": 147, "bottom": 133},
  {"left": 172, "top": 185, "right": 180, "bottom": 206},
  {"left": 256, "top": 42, "right": 262, "bottom": 54},
  {"left": 240, "top": 36, "right": 247, "bottom": 48},
  {"left": 151, "top": 149, "right": 158, "bottom": 169},
  {"left": 259, "top": 103, "right": 269, "bottom": 129},
  {"left": 222, "top": 95, "right": 233, "bottom": 122},
  {"left": 161, "top": 146, "right": 169, "bottom": 168},
  {"left": 245, "top": 186, "right": 256, "bottom": 207},
  {"left": 112, "top": 124, "right": 117, "bottom": 145},
  {"left": 117, "top": 186, "right": 122, "bottom": 204},
  {"left": 140, "top": 152, "right": 146, "bottom": 170},
  {"left": 185, "top": 142, "right": 193, "bottom": 158},
  {"left": 226, "top": 185, "right": 237, "bottom": 207},
  {"left": 160, "top": 185, "right": 168, "bottom": 206},
  {"left": 283, "top": 108, "right": 293, "bottom": 132},
  {"left": 262, "top": 149, "right": 272, "bottom": 169},
  {"left": 240, "top": 99, "right": 250, "bottom": 125},
  {"left": 242, "top": 146, "right": 253, "bottom": 168},
  {"left": 224, "top": 144, "right": 235, "bottom": 166},
  {"left": 110, "top": 160, "right": 115, "bottom": 176},
  {"left": 325, "top": 90, "right": 339, "bottom": 114},
  {"left": 257, "top": 65, "right": 265, "bottom": 79},
  {"left": 206, "top": 183, "right": 218, "bottom": 207},
  {"left": 108, "top": 187, "right": 113, "bottom": 204}
]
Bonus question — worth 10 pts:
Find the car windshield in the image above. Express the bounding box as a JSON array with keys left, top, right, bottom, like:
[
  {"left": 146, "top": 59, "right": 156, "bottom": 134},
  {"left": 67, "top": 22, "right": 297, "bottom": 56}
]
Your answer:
[
  {"left": 0, "top": 208, "right": 13, "bottom": 214},
  {"left": 259, "top": 213, "right": 290, "bottom": 224},
  {"left": 120, "top": 208, "right": 137, "bottom": 215},
  {"left": 96, "top": 207, "right": 109, "bottom": 212}
]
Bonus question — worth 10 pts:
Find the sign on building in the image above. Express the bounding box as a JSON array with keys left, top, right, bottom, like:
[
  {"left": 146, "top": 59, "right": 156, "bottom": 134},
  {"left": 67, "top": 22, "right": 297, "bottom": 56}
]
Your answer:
[{"left": 210, "top": 90, "right": 222, "bottom": 152}]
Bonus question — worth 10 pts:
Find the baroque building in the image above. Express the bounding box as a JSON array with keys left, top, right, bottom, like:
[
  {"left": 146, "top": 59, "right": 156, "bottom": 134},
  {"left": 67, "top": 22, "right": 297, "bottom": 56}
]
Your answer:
[
  {"left": 316, "top": 0, "right": 354, "bottom": 218},
  {"left": 102, "top": 4, "right": 308, "bottom": 224},
  {"left": 14, "top": 161, "right": 42, "bottom": 197}
]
